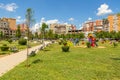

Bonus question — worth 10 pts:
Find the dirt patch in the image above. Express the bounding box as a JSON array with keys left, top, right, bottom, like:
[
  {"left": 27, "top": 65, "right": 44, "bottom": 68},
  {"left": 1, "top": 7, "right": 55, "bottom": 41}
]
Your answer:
[
  {"left": 74, "top": 45, "right": 87, "bottom": 48},
  {"left": 74, "top": 46, "right": 106, "bottom": 48},
  {"left": 0, "top": 54, "right": 9, "bottom": 58},
  {"left": 97, "top": 46, "right": 106, "bottom": 48}
]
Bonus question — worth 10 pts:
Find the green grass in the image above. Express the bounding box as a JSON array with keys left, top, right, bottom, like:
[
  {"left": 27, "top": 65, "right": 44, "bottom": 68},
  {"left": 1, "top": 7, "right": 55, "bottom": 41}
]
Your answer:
[
  {"left": 0, "top": 42, "right": 120, "bottom": 80},
  {"left": 0, "top": 40, "right": 41, "bottom": 55}
]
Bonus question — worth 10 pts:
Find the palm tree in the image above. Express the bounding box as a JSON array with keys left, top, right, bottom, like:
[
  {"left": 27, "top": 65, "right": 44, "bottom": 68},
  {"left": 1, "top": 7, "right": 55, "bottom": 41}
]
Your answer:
[{"left": 102, "top": 18, "right": 109, "bottom": 32}]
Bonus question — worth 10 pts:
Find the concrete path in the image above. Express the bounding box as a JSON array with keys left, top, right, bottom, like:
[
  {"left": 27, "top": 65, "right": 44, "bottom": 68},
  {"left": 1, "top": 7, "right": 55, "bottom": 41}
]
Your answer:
[{"left": 0, "top": 42, "right": 50, "bottom": 77}]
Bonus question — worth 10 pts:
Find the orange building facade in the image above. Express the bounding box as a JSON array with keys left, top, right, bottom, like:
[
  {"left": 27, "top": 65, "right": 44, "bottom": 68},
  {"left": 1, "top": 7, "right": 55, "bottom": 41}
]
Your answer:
[
  {"left": 0, "top": 18, "right": 16, "bottom": 37},
  {"left": 108, "top": 14, "right": 120, "bottom": 32}
]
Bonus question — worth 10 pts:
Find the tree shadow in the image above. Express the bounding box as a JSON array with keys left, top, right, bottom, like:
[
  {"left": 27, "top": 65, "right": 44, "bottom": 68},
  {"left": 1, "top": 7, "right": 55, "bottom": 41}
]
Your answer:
[
  {"left": 32, "top": 59, "right": 43, "bottom": 64},
  {"left": 110, "top": 57, "right": 120, "bottom": 60},
  {"left": 43, "top": 49, "right": 51, "bottom": 51}
]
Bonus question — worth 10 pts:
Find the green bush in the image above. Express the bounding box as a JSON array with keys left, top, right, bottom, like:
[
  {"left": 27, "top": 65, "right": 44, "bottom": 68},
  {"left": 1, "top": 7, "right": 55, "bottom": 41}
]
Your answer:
[
  {"left": 113, "top": 42, "right": 118, "bottom": 47},
  {"left": 1, "top": 44, "right": 9, "bottom": 51},
  {"left": 63, "top": 41, "right": 67, "bottom": 46},
  {"left": 62, "top": 46, "right": 69, "bottom": 52},
  {"left": 8, "top": 39, "right": 12, "bottom": 43},
  {"left": 86, "top": 42, "right": 91, "bottom": 48},
  {"left": 18, "top": 38, "right": 27, "bottom": 45}
]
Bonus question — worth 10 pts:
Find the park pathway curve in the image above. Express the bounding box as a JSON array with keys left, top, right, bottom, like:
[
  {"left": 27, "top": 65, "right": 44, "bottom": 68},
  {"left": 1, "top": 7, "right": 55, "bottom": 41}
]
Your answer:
[{"left": 0, "top": 41, "right": 50, "bottom": 77}]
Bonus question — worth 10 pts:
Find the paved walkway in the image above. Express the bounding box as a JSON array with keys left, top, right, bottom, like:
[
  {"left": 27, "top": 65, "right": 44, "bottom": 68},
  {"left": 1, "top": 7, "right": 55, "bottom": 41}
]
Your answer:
[{"left": 0, "top": 42, "right": 50, "bottom": 77}]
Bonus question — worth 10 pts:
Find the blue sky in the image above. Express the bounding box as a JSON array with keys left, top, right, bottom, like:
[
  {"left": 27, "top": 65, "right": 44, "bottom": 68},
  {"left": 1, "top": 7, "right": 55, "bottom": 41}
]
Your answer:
[{"left": 0, "top": 0, "right": 120, "bottom": 30}]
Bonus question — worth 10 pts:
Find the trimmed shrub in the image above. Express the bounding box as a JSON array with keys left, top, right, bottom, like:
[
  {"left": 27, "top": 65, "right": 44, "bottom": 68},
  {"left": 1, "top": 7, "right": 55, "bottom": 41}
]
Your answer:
[
  {"left": 86, "top": 42, "right": 91, "bottom": 48},
  {"left": 63, "top": 41, "right": 67, "bottom": 46},
  {"left": 1, "top": 44, "right": 9, "bottom": 51},
  {"left": 62, "top": 46, "right": 69, "bottom": 52},
  {"left": 18, "top": 38, "right": 27, "bottom": 45}
]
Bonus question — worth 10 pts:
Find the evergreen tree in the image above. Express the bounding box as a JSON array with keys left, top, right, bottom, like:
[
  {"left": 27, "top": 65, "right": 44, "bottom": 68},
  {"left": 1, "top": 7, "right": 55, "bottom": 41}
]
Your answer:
[{"left": 16, "top": 25, "right": 21, "bottom": 38}]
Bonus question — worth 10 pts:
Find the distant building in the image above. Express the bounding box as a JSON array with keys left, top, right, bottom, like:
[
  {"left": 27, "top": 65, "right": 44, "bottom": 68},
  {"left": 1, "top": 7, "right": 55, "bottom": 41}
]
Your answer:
[
  {"left": 0, "top": 17, "right": 29, "bottom": 38},
  {"left": 17, "top": 23, "right": 28, "bottom": 37},
  {"left": 82, "top": 21, "right": 94, "bottom": 33},
  {"left": 0, "top": 18, "right": 16, "bottom": 37},
  {"left": 81, "top": 20, "right": 105, "bottom": 33},
  {"left": 108, "top": 14, "right": 120, "bottom": 32},
  {"left": 94, "top": 20, "right": 103, "bottom": 32},
  {"left": 50, "top": 23, "right": 76, "bottom": 34}
]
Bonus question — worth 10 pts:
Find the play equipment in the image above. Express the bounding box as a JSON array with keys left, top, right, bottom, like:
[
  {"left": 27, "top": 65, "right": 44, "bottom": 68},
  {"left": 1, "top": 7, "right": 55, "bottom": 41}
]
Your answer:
[{"left": 88, "top": 33, "right": 96, "bottom": 47}]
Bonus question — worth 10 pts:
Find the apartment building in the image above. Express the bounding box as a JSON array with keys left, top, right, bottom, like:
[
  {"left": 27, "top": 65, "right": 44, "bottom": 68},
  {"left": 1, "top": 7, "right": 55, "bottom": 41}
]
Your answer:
[
  {"left": 50, "top": 23, "right": 76, "bottom": 34},
  {"left": 82, "top": 21, "right": 94, "bottom": 32},
  {"left": 0, "top": 17, "right": 28, "bottom": 38},
  {"left": 0, "top": 19, "right": 9, "bottom": 37},
  {"left": 94, "top": 20, "right": 103, "bottom": 32},
  {"left": 0, "top": 18, "right": 16, "bottom": 37},
  {"left": 17, "top": 23, "right": 28, "bottom": 37},
  {"left": 108, "top": 14, "right": 120, "bottom": 32}
]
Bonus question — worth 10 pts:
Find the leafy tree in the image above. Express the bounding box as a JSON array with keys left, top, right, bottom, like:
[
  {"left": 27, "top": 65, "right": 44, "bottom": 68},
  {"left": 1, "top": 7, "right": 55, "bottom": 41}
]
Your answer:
[
  {"left": 34, "top": 32, "right": 39, "bottom": 39},
  {"left": 0, "top": 31, "right": 3, "bottom": 39},
  {"left": 110, "top": 31, "right": 116, "bottom": 39},
  {"left": 47, "top": 29, "right": 54, "bottom": 39},
  {"left": 40, "top": 23, "right": 48, "bottom": 39},
  {"left": 94, "top": 31, "right": 105, "bottom": 39},
  {"left": 117, "top": 13, "right": 120, "bottom": 16},
  {"left": 117, "top": 31, "right": 120, "bottom": 39},
  {"left": 78, "top": 33, "right": 85, "bottom": 39},
  {"left": 26, "top": 8, "right": 35, "bottom": 39},
  {"left": 54, "top": 34, "right": 59, "bottom": 39},
  {"left": 16, "top": 25, "right": 21, "bottom": 38},
  {"left": 25, "top": 8, "right": 35, "bottom": 67}
]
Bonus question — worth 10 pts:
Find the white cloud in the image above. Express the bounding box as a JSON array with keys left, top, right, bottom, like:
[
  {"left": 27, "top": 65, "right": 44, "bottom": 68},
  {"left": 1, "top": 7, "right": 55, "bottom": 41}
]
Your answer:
[
  {"left": 30, "top": 23, "right": 40, "bottom": 32},
  {"left": 97, "top": 3, "right": 112, "bottom": 16},
  {"left": 46, "top": 19, "right": 59, "bottom": 24},
  {"left": 16, "top": 16, "right": 25, "bottom": 23},
  {"left": 0, "top": 3, "right": 18, "bottom": 12},
  {"left": 88, "top": 17, "right": 92, "bottom": 21},
  {"left": 31, "top": 18, "right": 59, "bottom": 32},
  {"left": 69, "top": 18, "right": 74, "bottom": 21},
  {"left": 63, "top": 22, "right": 68, "bottom": 25}
]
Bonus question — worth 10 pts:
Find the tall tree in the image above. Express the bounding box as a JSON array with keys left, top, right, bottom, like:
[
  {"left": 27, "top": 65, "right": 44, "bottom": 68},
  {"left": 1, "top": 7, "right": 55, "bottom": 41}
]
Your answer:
[
  {"left": 117, "top": 13, "right": 120, "bottom": 16},
  {"left": 0, "top": 31, "right": 3, "bottom": 39},
  {"left": 40, "top": 23, "right": 48, "bottom": 39},
  {"left": 47, "top": 29, "right": 54, "bottom": 39},
  {"left": 25, "top": 8, "right": 35, "bottom": 67},
  {"left": 16, "top": 25, "right": 21, "bottom": 38},
  {"left": 34, "top": 32, "right": 39, "bottom": 39},
  {"left": 26, "top": 8, "right": 35, "bottom": 39}
]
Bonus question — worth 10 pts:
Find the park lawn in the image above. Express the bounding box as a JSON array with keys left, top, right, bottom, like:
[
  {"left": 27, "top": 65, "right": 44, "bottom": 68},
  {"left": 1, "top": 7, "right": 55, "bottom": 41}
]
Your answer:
[
  {"left": 0, "top": 40, "right": 41, "bottom": 55},
  {"left": 0, "top": 43, "right": 120, "bottom": 80}
]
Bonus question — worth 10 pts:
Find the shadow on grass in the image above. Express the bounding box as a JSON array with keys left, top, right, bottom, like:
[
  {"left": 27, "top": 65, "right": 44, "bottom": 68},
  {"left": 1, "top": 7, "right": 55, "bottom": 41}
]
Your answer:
[
  {"left": 32, "top": 59, "right": 43, "bottom": 64},
  {"left": 43, "top": 49, "right": 51, "bottom": 51},
  {"left": 110, "top": 57, "right": 120, "bottom": 60}
]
